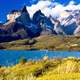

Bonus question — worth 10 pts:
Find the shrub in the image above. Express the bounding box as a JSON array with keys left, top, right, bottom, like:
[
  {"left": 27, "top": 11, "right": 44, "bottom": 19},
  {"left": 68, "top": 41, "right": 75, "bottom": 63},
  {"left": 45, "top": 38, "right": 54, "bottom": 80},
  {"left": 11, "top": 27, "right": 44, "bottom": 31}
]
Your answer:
[
  {"left": 28, "top": 39, "right": 37, "bottom": 45},
  {"left": 19, "top": 57, "right": 27, "bottom": 64},
  {"left": 33, "top": 68, "right": 43, "bottom": 77}
]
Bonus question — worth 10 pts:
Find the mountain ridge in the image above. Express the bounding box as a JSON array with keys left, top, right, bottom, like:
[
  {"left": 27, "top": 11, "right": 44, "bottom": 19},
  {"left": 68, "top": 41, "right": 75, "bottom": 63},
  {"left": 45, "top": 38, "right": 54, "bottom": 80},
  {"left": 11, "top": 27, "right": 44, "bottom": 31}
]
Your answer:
[{"left": 0, "top": 5, "right": 80, "bottom": 42}]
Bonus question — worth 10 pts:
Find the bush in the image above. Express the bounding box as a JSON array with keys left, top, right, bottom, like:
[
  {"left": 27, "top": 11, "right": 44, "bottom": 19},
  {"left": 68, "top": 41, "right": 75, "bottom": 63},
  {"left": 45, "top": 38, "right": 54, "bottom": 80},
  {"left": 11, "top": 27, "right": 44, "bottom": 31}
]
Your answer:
[
  {"left": 19, "top": 57, "right": 27, "bottom": 64},
  {"left": 0, "top": 45, "right": 5, "bottom": 49},
  {"left": 33, "top": 68, "right": 43, "bottom": 77},
  {"left": 28, "top": 39, "right": 37, "bottom": 45}
]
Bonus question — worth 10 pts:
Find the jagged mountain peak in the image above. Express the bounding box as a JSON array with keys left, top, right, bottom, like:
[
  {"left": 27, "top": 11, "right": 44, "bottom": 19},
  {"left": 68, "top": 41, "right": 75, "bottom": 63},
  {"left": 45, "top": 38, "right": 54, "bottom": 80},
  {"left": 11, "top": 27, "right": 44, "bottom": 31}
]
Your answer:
[
  {"left": 21, "top": 5, "right": 28, "bottom": 13},
  {"left": 0, "top": 5, "right": 80, "bottom": 42}
]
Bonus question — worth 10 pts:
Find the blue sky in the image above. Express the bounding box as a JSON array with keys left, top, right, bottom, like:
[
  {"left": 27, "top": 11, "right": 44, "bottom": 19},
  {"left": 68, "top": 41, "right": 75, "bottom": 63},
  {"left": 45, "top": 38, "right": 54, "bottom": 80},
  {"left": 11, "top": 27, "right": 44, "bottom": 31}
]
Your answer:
[{"left": 0, "top": 0, "right": 80, "bottom": 22}]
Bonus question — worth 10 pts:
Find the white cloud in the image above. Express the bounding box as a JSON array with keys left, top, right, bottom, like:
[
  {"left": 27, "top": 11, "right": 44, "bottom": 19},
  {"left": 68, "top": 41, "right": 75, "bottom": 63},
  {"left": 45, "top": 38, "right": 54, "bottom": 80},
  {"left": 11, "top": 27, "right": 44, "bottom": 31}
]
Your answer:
[
  {"left": 26, "top": 0, "right": 80, "bottom": 18},
  {"left": 64, "top": 1, "right": 80, "bottom": 10},
  {"left": 27, "top": 1, "right": 52, "bottom": 18},
  {"left": 69, "top": 0, "right": 75, "bottom": 5}
]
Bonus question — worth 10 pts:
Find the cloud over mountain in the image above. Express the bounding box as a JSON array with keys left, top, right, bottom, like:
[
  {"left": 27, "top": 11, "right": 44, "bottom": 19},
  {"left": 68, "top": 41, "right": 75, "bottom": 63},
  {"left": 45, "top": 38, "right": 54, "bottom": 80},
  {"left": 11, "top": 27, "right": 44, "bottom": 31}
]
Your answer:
[{"left": 27, "top": 0, "right": 80, "bottom": 18}]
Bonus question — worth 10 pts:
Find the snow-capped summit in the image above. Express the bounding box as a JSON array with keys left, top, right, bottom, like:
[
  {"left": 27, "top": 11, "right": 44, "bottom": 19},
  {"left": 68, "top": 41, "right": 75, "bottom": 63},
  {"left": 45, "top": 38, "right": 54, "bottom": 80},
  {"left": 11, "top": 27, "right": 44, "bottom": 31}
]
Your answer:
[{"left": 0, "top": 1, "right": 80, "bottom": 42}]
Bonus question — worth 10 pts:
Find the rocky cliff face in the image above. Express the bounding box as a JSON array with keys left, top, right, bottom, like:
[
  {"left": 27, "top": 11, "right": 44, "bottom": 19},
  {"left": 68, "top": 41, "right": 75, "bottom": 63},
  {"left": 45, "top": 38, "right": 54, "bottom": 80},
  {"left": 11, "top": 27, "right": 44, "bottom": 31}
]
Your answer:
[{"left": 0, "top": 6, "right": 80, "bottom": 42}]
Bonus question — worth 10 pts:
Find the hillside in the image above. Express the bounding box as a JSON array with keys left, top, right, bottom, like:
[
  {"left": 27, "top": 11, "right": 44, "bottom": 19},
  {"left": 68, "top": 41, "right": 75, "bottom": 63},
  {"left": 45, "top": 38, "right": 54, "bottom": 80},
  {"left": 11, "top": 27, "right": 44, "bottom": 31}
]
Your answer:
[
  {"left": 0, "top": 35, "right": 80, "bottom": 51},
  {"left": 0, "top": 57, "right": 80, "bottom": 80}
]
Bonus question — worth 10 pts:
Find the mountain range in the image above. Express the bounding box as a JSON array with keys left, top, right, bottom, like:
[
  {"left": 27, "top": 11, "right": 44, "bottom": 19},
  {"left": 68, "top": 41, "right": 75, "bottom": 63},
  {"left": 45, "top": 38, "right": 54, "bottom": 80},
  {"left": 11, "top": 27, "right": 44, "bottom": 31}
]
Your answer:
[{"left": 0, "top": 5, "right": 80, "bottom": 42}]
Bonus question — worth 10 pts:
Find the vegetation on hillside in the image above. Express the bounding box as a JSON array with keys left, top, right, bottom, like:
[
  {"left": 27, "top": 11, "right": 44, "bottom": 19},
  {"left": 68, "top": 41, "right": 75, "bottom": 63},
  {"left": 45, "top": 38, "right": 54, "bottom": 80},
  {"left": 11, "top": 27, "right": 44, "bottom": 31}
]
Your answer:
[
  {"left": 0, "top": 35, "right": 80, "bottom": 51},
  {"left": 0, "top": 57, "right": 80, "bottom": 80}
]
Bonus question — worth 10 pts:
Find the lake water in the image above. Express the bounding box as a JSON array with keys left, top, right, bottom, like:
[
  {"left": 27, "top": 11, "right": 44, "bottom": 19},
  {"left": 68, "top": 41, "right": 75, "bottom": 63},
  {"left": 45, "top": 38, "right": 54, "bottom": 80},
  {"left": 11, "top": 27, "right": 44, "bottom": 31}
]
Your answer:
[{"left": 0, "top": 50, "right": 80, "bottom": 66}]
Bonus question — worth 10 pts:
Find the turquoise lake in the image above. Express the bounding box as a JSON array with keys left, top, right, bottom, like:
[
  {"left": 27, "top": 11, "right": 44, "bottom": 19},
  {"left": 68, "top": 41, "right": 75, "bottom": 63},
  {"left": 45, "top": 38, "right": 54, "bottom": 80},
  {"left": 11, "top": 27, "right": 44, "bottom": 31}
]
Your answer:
[{"left": 0, "top": 50, "right": 80, "bottom": 66}]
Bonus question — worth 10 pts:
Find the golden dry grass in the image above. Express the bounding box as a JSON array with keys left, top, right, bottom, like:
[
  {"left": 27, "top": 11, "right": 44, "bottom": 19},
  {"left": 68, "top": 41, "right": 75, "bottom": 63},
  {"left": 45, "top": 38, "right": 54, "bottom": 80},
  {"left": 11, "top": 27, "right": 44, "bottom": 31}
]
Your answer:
[{"left": 0, "top": 57, "right": 80, "bottom": 80}]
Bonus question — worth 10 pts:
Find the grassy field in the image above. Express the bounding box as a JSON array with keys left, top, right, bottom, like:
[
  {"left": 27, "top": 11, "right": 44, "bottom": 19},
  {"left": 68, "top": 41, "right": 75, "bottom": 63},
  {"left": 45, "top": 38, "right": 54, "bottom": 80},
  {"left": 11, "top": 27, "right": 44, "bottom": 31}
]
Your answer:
[
  {"left": 0, "top": 57, "right": 80, "bottom": 80},
  {"left": 0, "top": 35, "right": 80, "bottom": 51}
]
